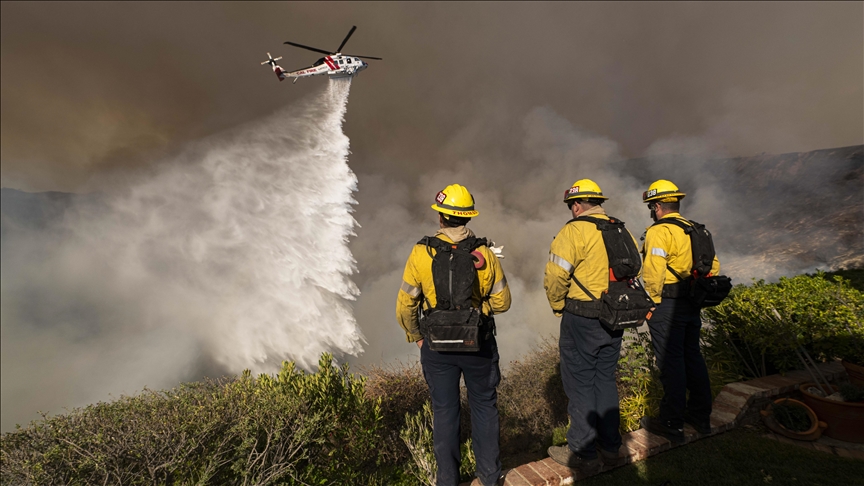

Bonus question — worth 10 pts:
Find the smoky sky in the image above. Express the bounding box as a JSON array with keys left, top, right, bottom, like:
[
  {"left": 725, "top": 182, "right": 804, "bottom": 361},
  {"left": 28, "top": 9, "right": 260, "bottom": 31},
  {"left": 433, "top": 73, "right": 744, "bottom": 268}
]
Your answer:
[
  {"left": 1, "top": 2, "right": 862, "bottom": 431},
  {"left": 2, "top": 2, "right": 862, "bottom": 191}
]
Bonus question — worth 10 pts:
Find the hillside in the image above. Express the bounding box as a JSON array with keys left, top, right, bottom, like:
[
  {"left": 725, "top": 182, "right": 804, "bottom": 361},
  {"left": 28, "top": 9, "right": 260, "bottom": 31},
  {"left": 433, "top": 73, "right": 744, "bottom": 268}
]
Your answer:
[{"left": 619, "top": 145, "right": 863, "bottom": 277}]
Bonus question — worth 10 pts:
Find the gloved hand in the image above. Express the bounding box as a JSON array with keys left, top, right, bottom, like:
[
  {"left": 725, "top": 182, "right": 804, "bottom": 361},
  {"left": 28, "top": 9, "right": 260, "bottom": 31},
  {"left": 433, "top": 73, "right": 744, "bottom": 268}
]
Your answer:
[{"left": 488, "top": 241, "right": 505, "bottom": 259}]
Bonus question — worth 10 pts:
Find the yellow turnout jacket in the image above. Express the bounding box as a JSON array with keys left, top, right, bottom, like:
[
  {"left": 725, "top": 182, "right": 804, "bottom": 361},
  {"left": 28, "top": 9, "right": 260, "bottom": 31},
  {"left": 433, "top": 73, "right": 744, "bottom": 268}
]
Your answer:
[
  {"left": 544, "top": 206, "right": 640, "bottom": 316},
  {"left": 396, "top": 226, "right": 511, "bottom": 342},
  {"left": 640, "top": 212, "right": 721, "bottom": 304}
]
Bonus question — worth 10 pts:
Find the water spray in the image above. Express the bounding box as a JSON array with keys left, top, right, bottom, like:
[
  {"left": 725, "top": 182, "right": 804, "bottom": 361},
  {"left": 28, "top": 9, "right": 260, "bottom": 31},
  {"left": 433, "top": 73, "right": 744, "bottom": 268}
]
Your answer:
[{"left": 1, "top": 79, "right": 365, "bottom": 430}]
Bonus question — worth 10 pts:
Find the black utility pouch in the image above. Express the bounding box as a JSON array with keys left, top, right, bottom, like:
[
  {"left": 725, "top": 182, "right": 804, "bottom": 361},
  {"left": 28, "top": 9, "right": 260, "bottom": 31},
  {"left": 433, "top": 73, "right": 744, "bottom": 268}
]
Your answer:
[
  {"left": 598, "top": 281, "right": 654, "bottom": 331},
  {"left": 421, "top": 308, "right": 482, "bottom": 352},
  {"left": 691, "top": 275, "right": 732, "bottom": 307}
]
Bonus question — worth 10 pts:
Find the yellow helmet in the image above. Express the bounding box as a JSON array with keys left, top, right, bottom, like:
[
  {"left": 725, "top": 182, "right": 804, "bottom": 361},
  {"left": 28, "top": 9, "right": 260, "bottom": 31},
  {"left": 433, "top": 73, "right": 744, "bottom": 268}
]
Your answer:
[
  {"left": 563, "top": 179, "right": 608, "bottom": 202},
  {"left": 431, "top": 183, "right": 479, "bottom": 218},
  {"left": 643, "top": 179, "right": 686, "bottom": 203}
]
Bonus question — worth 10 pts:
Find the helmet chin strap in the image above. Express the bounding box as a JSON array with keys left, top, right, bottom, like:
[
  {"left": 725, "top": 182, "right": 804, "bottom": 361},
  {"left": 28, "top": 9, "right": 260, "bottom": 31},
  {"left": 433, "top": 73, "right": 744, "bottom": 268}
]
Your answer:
[{"left": 649, "top": 203, "right": 658, "bottom": 222}]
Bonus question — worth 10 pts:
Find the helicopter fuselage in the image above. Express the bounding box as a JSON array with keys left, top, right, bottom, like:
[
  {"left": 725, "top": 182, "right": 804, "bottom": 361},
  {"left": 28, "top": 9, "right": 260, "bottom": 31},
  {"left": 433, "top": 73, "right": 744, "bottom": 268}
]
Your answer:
[
  {"left": 281, "top": 54, "right": 367, "bottom": 81},
  {"left": 264, "top": 26, "right": 380, "bottom": 83}
]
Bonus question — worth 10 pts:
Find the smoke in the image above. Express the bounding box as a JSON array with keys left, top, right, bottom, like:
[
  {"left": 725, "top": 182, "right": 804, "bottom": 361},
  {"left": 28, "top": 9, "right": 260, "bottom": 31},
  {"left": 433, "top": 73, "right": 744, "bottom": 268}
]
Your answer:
[
  {"left": 2, "top": 1, "right": 861, "bottom": 433},
  {"left": 1, "top": 80, "right": 364, "bottom": 430},
  {"left": 346, "top": 102, "right": 862, "bottom": 370},
  {"left": 348, "top": 106, "right": 643, "bottom": 367}
]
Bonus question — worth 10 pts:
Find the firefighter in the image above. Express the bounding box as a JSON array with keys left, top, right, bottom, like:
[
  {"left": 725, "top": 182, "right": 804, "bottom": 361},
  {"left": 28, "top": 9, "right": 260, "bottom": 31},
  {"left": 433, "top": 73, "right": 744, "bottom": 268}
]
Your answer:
[
  {"left": 396, "top": 183, "right": 511, "bottom": 486},
  {"left": 544, "top": 179, "right": 635, "bottom": 474},
  {"left": 639, "top": 179, "right": 720, "bottom": 441}
]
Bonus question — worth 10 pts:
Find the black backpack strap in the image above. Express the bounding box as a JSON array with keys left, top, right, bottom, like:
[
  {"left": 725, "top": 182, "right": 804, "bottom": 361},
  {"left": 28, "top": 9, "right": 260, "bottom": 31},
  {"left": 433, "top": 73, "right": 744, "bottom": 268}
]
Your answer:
[
  {"left": 418, "top": 236, "right": 450, "bottom": 260},
  {"left": 457, "top": 236, "right": 488, "bottom": 253},
  {"left": 418, "top": 235, "right": 488, "bottom": 253},
  {"left": 418, "top": 236, "right": 451, "bottom": 251},
  {"left": 568, "top": 215, "right": 604, "bottom": 227},
  {"left": 651, "top": 217, "right": 694, "bottom": 233},
  {"left": 666, "top": 266, "right": 688, "bottom": 282},
  {"left": 569, "top": 215, "right": 625, "bottom": 227},
  {"left": 570, "top": 275, "right": 598, "bottom": 301}
]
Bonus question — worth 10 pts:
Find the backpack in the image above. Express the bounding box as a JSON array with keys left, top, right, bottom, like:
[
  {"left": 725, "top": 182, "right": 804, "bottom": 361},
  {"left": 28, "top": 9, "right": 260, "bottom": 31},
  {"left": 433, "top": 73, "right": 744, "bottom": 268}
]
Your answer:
[
  {"left": 417, "top": 236, "right": 492, "bottom": 352},
  {"left": 564, "top": 216, "right": 654, "bottom": 331},
  {"left": 652, "top": 218, "right": 732, "bottom": 307}
]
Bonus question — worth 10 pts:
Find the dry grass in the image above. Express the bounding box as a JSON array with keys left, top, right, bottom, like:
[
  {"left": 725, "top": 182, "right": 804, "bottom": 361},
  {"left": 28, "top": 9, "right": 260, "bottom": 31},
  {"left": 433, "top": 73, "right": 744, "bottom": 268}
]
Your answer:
[{"left": 498, "top": 337, "right": 568, "bottom": 455}]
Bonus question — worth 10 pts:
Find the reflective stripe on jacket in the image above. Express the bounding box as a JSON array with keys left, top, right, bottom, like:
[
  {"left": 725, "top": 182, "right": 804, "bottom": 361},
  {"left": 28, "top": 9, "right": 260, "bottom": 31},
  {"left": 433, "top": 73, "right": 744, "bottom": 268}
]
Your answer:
[
  {"left": 543, "top": 206, "right": 640, "bottom": 316},
  {"left": 396, "top": 230, "right": 511, "bottom": 342},
  {"left": 640, "top": 212, "right": 721, "bottom": 304}
]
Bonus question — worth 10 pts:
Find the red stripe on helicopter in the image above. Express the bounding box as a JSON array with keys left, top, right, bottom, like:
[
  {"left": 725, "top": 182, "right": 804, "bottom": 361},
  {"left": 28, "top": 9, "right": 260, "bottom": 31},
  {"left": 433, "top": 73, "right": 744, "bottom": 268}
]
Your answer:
[{"left": 324, "top": 56, "right": 338, "bottom": 70}]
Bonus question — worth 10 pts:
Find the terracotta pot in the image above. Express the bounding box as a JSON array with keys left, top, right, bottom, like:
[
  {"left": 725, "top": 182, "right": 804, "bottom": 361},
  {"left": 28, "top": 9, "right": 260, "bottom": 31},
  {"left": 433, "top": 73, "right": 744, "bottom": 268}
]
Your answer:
[
  {"left": 799, "top": 382, "right": 864, "bottom": 443},
  {"left": 760, "top": 398, "right": 826, "bottom": 441},
  {"left": 842, "top": 360, "right": 864, "bottom": 387}
]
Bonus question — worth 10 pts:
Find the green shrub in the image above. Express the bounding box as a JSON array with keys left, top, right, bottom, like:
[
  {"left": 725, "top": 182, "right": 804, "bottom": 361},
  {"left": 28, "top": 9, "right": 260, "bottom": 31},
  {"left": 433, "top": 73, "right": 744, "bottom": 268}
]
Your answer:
[
  {"left": 551, "top": 422, "right": 568, "bottom": 447},
  {"left": 19, "top": 272, "right": 855, "bottom": 486},
  {"left": 617, "top": 330, "right": 662, "bottom": 433},
  {"left": 400, "top": 401, "right": 437, "bottom": 486},
  {"left": 703, "top": 273, "right": 864, "bottom": 376},
  {"left": 1, "top": 354, "right": 384, "bottom": 486}
]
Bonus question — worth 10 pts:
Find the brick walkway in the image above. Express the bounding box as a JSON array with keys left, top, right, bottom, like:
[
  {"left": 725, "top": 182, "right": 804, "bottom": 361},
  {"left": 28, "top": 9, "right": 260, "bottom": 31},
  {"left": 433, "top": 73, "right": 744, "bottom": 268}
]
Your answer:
[{"left": 463, "top": 361, "right": 857, "bottom": 486}]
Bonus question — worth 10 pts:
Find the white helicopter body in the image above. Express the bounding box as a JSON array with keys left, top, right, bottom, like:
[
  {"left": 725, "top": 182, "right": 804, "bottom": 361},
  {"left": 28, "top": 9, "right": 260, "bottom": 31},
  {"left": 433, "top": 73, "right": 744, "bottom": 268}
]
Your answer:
[{"left": 262, "top": 26, "right": 380, "bottom": 84}]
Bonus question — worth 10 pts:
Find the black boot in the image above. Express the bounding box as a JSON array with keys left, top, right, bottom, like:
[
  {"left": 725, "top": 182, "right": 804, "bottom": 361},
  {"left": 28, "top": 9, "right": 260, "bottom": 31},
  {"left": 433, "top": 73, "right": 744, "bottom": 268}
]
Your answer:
[
  {"left": 684, "top": 411, "right": 712, "bottom": 435},
  {"left": 640, "top": 416, "right": 684, "bottom": 442},
  {"left": 547, "top": 445, "right": 600, "bottom": 474}
]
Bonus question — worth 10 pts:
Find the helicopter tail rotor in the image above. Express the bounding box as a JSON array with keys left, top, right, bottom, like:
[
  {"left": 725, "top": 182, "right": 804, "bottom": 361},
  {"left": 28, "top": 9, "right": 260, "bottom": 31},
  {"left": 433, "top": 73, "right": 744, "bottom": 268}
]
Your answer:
[{"left": 261, "top": 52, "right": 283, "bottom": 66}]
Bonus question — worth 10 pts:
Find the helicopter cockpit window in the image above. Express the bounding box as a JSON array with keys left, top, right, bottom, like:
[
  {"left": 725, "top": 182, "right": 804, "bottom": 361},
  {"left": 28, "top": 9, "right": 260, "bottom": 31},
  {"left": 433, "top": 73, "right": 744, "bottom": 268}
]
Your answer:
[{"left": 347, "top": 58, "right": 352, "bottom": 63}]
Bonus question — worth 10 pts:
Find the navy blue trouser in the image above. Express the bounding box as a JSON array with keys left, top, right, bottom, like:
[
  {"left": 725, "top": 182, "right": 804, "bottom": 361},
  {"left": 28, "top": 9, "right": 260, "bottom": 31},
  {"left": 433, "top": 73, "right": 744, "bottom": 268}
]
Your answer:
[
  {"left": 647, "top": 297, "right": 713, "bottom": 429},
  {"left": 559, "top": 311, "right": 623, "bottom": 459},
  {"left": 420, "top": 337, "right": 501, "bottom": 486}
]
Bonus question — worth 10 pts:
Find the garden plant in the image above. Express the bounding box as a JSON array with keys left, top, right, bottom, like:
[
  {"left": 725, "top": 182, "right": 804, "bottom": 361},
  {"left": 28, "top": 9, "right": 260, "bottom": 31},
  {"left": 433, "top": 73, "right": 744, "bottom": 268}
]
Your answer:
[{"left": 2, "top": 270, "right": 862, "bottom": 485}]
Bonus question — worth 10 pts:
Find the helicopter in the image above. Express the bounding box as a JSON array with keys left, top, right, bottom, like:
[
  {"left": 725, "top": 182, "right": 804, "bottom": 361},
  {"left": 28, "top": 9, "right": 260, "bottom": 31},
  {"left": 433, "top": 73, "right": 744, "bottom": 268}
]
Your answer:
[{"left": 262, "top": 26, "right": 382, "bottom": 83}]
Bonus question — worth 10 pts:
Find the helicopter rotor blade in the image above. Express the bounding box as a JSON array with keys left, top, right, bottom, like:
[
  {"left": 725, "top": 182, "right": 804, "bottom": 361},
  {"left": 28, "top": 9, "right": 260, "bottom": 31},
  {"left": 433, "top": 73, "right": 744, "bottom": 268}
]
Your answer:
[
  {"left": 283, "top": 41, "right": 333, "bottom": 55},
  {"left": 347, "top": 54, "right": 383, "bottom": 60},
  {"left": 336, "top": 25, "right": 357, "bottom": 53}
]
